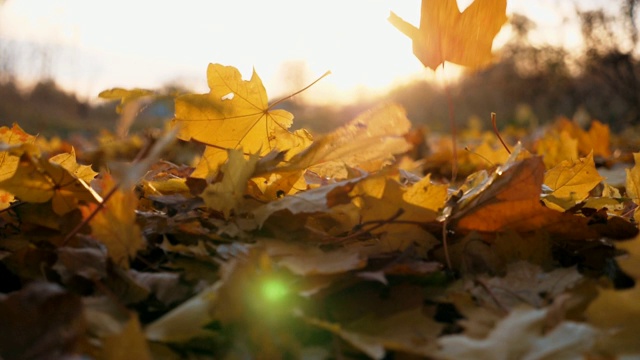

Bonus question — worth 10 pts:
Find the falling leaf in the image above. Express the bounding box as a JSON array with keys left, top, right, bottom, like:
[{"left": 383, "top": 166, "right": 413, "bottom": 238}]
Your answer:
[
  {"left": 98, "top": 87, "right": 155, "bottom": 114},
  {"left": 389, "top": 0, "right": 508, "bottom": 70},
  {"left": 171, "top": 64, "right": 313, "bottom": 178},
  {"left": 542, "top": 151, "right": 603, "bottom": 211},
  {"left": 201, "top": 149, "right": 259, "bottom": 217},
  {"left": 81, "top": 174, "right": 144, "bottom": 268},
  {"left": 437, "top": 306, "right": 598, "bottom": 359}
]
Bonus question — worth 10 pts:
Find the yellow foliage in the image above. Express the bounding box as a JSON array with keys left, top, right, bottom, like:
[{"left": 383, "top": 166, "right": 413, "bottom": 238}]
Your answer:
[
  {"left": 82, "top": 174, "right": 143, "bottom": 269},
  {"left": 389, "top": 0, "right": 507, "bottom": 70},
  {"left": 535, "top": 130, "right": 579, "bottom": 169},
  {"left": 171, "top": 64, "right": 313, "bottom": 178},
  {"left": 542, "top": 151, "right": 603, "bottom": 211},
  {"left": 202, "top": 149, "right": 259, "bottom": 218}
]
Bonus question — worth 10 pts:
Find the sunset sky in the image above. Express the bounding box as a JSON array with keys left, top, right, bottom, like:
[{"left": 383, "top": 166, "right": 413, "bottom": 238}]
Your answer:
[{"left": 0, "top": 0, "right": 613, "bottom": 105}]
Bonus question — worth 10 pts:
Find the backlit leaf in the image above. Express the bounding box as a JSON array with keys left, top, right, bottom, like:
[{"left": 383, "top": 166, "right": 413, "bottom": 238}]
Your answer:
[
  {"left": 284, "top": 103, "right": 412, "bottom": 179},
  {"left": 201, "top": 149, "right": 259, "bottom": 218},
  {"left": 81, "top": 174, "right": 143, "bottom": 269},
  {"left": 542, "top": 151, "right": 603, "bottom": 211},
  {"left": 389, "top": 0, "right": 508, "bottom": 70},
  {"left": 171, "top": 63, "right": 313, "bottom": 178},
  {"left": 0, "top": 153, "right": 100, "bottom": 215},
  {"left": 0, "top": 123, "right": 37, "bottom": 181}
]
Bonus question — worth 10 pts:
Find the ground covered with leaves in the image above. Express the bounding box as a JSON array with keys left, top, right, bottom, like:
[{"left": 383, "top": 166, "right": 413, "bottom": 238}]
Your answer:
[{"left": 1, "top": 62, "right": 640, "bottom": 359}]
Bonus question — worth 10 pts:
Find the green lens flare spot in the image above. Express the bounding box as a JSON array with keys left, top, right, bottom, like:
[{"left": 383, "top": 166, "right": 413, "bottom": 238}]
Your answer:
[{"left": 261, "top": 279, "right": 289, "bottom": 302}]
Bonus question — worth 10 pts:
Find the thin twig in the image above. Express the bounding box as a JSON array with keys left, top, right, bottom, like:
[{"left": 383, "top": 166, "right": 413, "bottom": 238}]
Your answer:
[{"left": 491, "top": 112, "right": 511, "bottom": 154}]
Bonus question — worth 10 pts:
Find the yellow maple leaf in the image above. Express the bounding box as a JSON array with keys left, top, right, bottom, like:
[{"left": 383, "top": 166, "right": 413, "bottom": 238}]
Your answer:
[
  {"left": 389, "top": 0, "right": 507, "bottom": 70},
  {"left": 0, "top": 152, "right": 100, "bottom": 215},
  {"left": 82, "top": 174, "right": 143, "bottom": 269},
  {"left": 171, "top": 64, "right": 313, "bottom": 178},
  {"left": 202, "top": 149, "right": 259, "bottom": 218},
  {"left": 50, "top": 148, "right": 98, "bottom": 184},
  {"left": 0, "top": 124, "right": 37, "bottom": 181},
  {"left": 0, "top": 124, "right": 38, "bottom": 210},
  {"left": 404, "top": 173, "right": 448, "bottom": 212},
  {"left": 542, "top": 151, "right": 603, "bottom": 211}
]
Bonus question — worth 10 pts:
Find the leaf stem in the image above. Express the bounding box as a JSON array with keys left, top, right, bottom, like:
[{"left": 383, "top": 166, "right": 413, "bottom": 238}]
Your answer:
[{"left": 269, "top": 71, "right": 332, "bottom": 109}]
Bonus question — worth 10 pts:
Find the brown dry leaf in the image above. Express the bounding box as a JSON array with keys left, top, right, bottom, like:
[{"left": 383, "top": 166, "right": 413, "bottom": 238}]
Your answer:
[
  {"left": 81, "top": 174, "right": 144, "bottom": 269},
  {"left": 542, "top": 151, "right": 603, "bottom": 211},
  {"left": 301, "top": 306, "right": 442, "bottom": 359},
  {"left": 437, "top": 306, "right": 598, "bottom": 359},
  {"left": 283, "top": 103, "right": 412, "bottom": 179},
  {"left": 263, "top": 240, "right": 366, "bottom": 276},
  {"left": 170, "top": 63, "right": 313, "bottom": 178},
  {"left": 251, "top": 176, "right": 364, "bottom": 227},
  {"left": 469, "top": 261, "right": 583, "bottom": 310},
  {"left": 389, "top": 0, "right": 508, "bottom": 70},
  {"left": 0, "top": 282, "right": 86, "bottom": 360}
]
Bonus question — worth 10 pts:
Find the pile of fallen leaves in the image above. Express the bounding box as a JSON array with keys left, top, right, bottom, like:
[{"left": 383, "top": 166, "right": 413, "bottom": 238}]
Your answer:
[
  {"left": 1, "top": 62, "right": 640, "bottom": 359},
  {"left": 3, "top": 0, "right": 640, "bottom": 358}
]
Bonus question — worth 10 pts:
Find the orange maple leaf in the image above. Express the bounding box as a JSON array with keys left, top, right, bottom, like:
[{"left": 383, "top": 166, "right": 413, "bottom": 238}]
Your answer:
[
  {"left": 389, "top": 0, "right": 507, "bottom": 70},
  {"left": 450, "top": 156, "right": 597, "bottom": 239}
]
